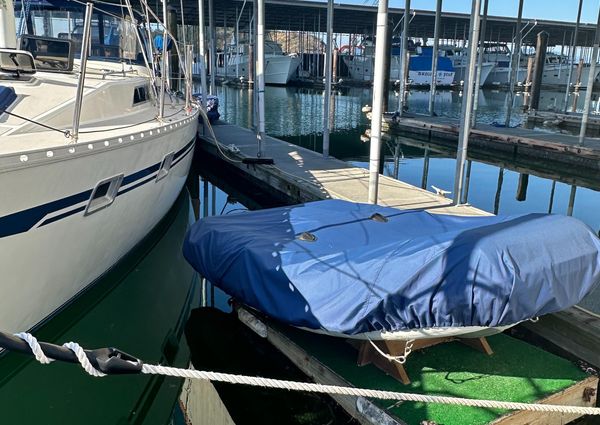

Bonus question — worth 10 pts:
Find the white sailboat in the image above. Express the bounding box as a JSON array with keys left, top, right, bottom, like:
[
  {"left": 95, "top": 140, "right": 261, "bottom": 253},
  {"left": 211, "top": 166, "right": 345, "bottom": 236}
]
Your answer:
[
  {"left": 0, "top": 0, "right": 199, "bottom": 333},
  {"left": 216, "top": 38, "right": 301, "bottom": 85}
]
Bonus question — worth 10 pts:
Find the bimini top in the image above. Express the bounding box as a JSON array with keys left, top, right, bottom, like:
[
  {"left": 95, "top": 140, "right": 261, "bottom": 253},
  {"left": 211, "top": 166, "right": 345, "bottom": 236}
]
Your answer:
[{"left": 183, "top": 200, "right": 600, "bottom": 338}]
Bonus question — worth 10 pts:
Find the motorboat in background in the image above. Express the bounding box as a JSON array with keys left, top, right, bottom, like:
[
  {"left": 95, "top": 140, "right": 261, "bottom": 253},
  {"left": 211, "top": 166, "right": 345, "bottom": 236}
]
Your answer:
[
  {"left": 439, "top": 46, "right": 495, "bottom": 86},
  {"left": 0, "top": 0, "right": 198, "bottom": 333},
  {"left": 343, "top": 38, "right": 455, "bottom": 86},
  {"left": 216, "top": 38, "right": 301, "bottom": 85},
  {"left": 482, "top": 43, "right": 600, "bottom": 88}
]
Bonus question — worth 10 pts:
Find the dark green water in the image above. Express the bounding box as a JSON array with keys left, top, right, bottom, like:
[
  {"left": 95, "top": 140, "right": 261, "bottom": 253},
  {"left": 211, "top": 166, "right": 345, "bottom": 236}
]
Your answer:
[{"left": 215, "top": 84, "right": 600, "bottom": 314}]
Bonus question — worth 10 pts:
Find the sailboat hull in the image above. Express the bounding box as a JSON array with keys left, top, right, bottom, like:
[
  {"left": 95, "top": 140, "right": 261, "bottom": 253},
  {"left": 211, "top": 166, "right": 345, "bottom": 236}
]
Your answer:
[{"left": 0, "top": 117, "right": 198, "bottom": 333}]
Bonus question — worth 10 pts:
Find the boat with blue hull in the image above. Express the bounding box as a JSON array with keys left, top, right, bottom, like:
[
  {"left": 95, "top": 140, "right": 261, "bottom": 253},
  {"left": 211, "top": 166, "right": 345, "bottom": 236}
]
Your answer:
[
  {"left": 343, "top": 39, "right": 455, "bottom": 86},
  {"left": 183, "top": 199, "right": 600, "bottom": 341}
]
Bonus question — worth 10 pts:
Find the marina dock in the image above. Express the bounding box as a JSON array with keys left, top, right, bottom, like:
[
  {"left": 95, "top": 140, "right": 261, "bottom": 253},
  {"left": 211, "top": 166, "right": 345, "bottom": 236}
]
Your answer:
[
  {"left": 380, "top": 112, "right": 600, "bottom": 171},
  {"left": 199, "top": 122, "right": 484, "bottom": 214},
  {"left": 196, "top": 120, "right": 600, "bottom": 424}
]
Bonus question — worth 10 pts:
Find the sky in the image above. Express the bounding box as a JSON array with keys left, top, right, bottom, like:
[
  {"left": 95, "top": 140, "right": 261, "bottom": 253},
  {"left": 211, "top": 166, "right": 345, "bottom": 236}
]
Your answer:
[{"left": 315, "top": 0, "right": 600, "bottom": 24}]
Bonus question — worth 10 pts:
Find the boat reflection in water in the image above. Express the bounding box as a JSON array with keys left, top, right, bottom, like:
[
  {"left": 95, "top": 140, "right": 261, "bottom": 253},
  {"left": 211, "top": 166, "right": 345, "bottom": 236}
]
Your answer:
[{"left": 0, "top": 191, "right": 199, "bottom": 424}]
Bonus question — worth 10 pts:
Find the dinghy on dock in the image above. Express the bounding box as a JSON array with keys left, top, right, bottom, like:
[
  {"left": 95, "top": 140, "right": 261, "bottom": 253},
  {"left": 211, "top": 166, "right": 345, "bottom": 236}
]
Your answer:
[{"left": 183, "top": 199, "right": 600, "bottom": 341}]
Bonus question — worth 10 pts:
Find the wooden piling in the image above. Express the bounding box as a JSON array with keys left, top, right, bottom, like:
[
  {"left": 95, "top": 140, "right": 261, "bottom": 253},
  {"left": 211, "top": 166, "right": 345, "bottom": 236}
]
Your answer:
[{"left": 530, "top": 31, "right": 549, "bottom": 111}]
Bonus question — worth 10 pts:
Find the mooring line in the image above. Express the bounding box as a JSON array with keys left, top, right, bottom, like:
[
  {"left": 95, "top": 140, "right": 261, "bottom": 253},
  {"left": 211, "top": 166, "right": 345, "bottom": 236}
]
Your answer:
[{"left": 9, "top": 332, "right": 600, "bottom": 416}]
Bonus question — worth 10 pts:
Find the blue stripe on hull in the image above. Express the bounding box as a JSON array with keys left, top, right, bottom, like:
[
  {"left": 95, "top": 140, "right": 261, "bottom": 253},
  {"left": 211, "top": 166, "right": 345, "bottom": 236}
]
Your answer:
[{"left": 0, "top": 138, "right": 196, "bottom": 238}]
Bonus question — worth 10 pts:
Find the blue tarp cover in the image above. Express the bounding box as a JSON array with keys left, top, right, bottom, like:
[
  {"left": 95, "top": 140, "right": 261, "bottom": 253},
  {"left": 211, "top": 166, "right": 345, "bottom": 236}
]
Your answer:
[{"left": 183, "top": 200, "right": 600, "bottom": 336}]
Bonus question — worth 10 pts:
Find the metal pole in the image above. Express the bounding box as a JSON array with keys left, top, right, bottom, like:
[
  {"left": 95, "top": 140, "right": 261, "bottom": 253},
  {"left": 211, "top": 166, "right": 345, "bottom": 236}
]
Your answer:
[
  {"left": 548, "top": 181, "right": 556, "bottom": 213},
  {"left": 223, "top": 12, "right": 228, "bottom": 79},
  {"left": 421, "top": 147, "right": 430, "bottom": 189},
  {"left": 393, "top": 142, "right": 400, "bottom": 180},
  {"left": 72, "top": 2, "right": 93, "bottom": 142},
  {"left": 563, "top": 0, "right": 583, "bottom": 113},
  {"left": 256, "top": 0, "right": 266, "bottom": 156},
  {"left": 185, "top": 45, "right": 192, "bottom": 110},
  {"left": 461, "top": 160, "right": 472, "bottom": 204},
  {"left": 453, "top": 0, "right": 480, "bottom": 205},
  {"left": 429, "top": 0, "right": 442, "bottom": 116},
  {"left": 578, "top": 7, "right": 600, "bottom": 146},
  {"left": 158, "top": 0, "right": 168, "bottom": 119},
  {"left": 567, "top": 185, "right": 577, "bottom": 216},
  {"left": 198, "top": 0, "right": 208, "bottom": 107},
  {"left": 322, "top": 0, "right": 334, "bottom": 158},
  {"left": 367, "top": 0, "right": 390, "bottom": 204},
  {"left": 471, "top": 0, "right": 488, "bottom": 127},
  {"left": 398, "top": 0, "right": 411, "bottom": 115},
  {"left": 208, "top": 0, "right": 216, "bottom": 94},
  {"left": 235, "top": 2, "right": 247, "bottom": 80},
  {"left": 504, "top": 0, "right": 523, "bottom": 128}
]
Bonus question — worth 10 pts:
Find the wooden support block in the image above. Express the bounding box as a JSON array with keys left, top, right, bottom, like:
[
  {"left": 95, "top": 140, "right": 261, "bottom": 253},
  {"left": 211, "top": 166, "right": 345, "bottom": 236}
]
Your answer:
[
  {"left": 354, "top": 336, "right": 494, "bottom": 385},
  {"left": 459, "top": 337, "right": 494, "bottom": 356}
]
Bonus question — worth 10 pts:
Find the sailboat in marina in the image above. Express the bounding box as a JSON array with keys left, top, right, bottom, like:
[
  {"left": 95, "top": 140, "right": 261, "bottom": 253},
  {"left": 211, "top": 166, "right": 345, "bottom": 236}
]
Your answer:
[{"left": 0, "top": 0, "right": 199, "bottom": 333}]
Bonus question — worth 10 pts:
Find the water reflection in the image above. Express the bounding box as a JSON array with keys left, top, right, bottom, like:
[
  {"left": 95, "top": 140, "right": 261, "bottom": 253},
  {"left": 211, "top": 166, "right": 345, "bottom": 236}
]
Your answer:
[
  {"left": 215, "top": 84, "right": 600, "bottom": 138},
  {"left": 0, "top": 191, "right": 198, "bottom": 424}
]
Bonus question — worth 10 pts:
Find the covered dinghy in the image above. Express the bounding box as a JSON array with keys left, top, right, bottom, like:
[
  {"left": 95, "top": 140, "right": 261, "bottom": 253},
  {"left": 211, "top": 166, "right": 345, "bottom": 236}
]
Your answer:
[{"left": 183, "top": 200, "right": 600, "bottom": 339}]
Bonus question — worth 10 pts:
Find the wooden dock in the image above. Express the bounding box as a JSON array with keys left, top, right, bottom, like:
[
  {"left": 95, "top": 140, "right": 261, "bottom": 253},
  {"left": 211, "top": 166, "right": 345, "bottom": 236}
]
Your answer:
[
  {"left": 379, "top": 112, "right": 600, "bottom": 171},
  {"left": 199, "top": 122, "right": 484, "bottom": 216},
  {"left": 196, "top": 121, "right": 600, "bottom": 425}
]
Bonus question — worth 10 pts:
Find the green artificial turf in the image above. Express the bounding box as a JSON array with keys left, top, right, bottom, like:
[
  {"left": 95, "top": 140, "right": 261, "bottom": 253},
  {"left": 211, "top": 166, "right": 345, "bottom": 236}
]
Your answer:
[{"left": 284, "top": 328, "right": 587, "bottom": 425}]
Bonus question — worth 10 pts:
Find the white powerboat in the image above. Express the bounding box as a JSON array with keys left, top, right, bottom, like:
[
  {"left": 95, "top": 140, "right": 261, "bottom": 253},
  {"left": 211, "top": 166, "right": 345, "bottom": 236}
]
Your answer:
[
  {"left": 216, "top": 39, "right": 301, "bottom": 85},
  {"left": 342, "top": 38, "right": 455, "bottom": 86},
  {"left": 482, "top": 44, "right": 600, "bottom": 88},
  {"left": 439, "top": 46, "right": 495, "bottom": 86},
  {"left": 0, "top": 0, "right": 199, "bottom": 333}
]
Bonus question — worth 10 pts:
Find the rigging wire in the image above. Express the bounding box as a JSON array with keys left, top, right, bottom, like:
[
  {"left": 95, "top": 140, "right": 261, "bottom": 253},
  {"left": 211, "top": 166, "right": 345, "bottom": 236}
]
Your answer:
[{"left": 0, "top": 108, "right": 71, "bottom": 138}]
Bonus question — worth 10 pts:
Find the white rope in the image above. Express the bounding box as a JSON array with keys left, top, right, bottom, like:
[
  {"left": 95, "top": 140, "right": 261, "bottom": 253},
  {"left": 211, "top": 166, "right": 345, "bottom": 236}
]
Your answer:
[
  {"left": 13, "top": 333, "right": 600, "bottom": 416},
  {"left": 62, "top": 342, "right": 106, "bottom": 378},
  {"left": 140, "top": 364, "right": 600, "bottom": 416},
  {"left": 367, "top": 337, "right": 414, "bottom": 365},
  {"left": 14, "top": 333, "right": 53, "bottom": 364}
]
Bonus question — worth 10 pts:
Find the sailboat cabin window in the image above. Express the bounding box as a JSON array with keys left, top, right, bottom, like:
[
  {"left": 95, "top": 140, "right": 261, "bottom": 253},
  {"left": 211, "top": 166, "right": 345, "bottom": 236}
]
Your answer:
[{"left": 133, "top": 85, "right": 149, "bottom": 105}]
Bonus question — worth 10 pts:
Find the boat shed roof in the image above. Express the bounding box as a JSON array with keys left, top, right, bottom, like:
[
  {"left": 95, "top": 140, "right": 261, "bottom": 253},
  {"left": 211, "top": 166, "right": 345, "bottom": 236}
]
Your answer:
[{"left": 148, "top": 0, "right": 599, "bottom": 47}]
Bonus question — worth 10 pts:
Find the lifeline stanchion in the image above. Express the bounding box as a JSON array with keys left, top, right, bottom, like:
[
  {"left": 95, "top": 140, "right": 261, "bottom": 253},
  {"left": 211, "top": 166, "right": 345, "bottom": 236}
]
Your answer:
[{"left": 3, "top": 331, "right": 600, "bottom": 416}]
